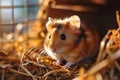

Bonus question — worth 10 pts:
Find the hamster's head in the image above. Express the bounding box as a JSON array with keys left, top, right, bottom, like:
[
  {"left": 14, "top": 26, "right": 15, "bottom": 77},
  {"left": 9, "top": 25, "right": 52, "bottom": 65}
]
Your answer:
[{"left": 44, "top": 15, "right": 81, "bottom": 59}]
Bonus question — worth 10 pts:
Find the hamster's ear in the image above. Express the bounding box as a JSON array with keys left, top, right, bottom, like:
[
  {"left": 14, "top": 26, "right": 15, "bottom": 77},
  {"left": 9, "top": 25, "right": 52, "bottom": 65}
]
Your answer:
[
  {"left": 46, "top": 17, "right": 54, "bottom": 30},
  {"left": 69, "top": 15, "right": 80, "bottom": 29}
]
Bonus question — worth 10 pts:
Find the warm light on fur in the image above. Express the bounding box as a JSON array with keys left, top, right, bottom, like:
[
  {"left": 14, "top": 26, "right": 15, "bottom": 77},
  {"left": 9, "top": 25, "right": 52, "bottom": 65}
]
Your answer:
[{"left": 44, "top": 15, "right": 99, "bottom": 68}]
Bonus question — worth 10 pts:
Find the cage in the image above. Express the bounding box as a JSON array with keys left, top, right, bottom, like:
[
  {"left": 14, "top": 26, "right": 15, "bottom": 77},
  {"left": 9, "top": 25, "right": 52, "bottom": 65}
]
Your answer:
[{"left": 0, "top": 0, "right": 42, "bottom": 50}]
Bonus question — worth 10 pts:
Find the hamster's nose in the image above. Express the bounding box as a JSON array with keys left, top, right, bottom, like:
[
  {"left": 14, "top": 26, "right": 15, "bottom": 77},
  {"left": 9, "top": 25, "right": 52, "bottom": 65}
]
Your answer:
[{"left": 50, "top": 45, "right": 56, "bottom": 53}]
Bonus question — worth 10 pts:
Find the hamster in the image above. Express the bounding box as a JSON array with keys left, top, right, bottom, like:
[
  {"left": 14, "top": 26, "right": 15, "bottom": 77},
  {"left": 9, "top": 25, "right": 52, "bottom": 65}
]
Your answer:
[{"left": 44, "top": 15, "right": 99, "bottom": 68}]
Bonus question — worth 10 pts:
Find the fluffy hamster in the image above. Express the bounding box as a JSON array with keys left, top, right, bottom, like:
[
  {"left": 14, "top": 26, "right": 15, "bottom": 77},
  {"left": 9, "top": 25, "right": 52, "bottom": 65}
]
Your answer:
[{"left": 44, "top": 15, "right": 99, "bottom": 68}]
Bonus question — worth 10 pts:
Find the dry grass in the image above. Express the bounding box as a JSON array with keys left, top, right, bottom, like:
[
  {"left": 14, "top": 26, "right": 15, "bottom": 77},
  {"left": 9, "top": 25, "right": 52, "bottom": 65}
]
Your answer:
[{"left": 0, "top": 45, "right": 95, "bottom": 80}]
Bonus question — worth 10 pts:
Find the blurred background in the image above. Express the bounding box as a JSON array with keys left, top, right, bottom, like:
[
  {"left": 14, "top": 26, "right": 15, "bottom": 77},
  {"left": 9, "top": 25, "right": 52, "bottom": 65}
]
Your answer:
[
  {"left": 0, "top": 0, "right": 120, "bottom": 49},
  {"left": 0, "top": 0, "right": 41, "bottom": 50},
  {"left": 0, "top": 0, "right": 40, "bottom": 33}
]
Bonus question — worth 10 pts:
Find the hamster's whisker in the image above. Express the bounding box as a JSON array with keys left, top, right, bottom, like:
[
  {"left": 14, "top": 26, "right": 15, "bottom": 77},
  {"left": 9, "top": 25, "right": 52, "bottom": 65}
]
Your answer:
[{"left": 39, "top": 49, "right": 48, "bottom": 56}]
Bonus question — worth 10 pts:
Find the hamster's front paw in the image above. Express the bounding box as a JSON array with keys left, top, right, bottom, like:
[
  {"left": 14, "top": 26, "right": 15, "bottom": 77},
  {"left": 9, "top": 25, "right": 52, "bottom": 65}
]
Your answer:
[
  {"left": 64, "top": 62, "right": 73, "bottom": 69},
  {"left": 53, "top": 60, "right": 62, "bottom": 66}
]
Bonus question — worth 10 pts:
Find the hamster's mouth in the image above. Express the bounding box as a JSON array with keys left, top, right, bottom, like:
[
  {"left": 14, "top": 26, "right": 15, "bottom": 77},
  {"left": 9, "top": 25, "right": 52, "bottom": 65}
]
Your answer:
[
  {"left": 50, "top": 48, "right": 64, "bottom": 54},
  {"left": 51, "top": 49, "right": 59, "bottom": 54},
  {"left": 50, "top": 46, "right": 66, "bottom": 54}
]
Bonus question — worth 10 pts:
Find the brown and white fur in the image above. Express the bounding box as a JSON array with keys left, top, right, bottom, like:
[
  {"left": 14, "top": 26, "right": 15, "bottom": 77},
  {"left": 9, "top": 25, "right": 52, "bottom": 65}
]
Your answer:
[{"left": 44, "top": 15, "right": 99, "bottom": 68}]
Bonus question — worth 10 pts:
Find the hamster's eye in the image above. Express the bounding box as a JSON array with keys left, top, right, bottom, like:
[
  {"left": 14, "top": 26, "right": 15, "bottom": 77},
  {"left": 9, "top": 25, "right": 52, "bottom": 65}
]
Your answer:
[
  {"left": 49, "top": 35, "right": 51, "bottom": 39},
  {"left": 60, "top": 33, "right": 66, "bottom": 40}
]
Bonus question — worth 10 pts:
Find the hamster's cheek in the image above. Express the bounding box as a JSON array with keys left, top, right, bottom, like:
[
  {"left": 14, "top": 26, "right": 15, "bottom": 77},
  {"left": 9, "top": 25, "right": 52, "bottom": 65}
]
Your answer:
[
  {"left": 64, "top": 40, "right": 75, "bottom": 50},
  {"left": 58, "top": 43, "right": 72, "bottom": 53}
]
